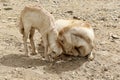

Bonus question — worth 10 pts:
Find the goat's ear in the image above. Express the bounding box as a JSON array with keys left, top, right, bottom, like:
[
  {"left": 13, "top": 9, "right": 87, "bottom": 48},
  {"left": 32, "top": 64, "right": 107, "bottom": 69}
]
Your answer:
[{"left": 58, "top": 34, "right": 63, "bottom": 40}]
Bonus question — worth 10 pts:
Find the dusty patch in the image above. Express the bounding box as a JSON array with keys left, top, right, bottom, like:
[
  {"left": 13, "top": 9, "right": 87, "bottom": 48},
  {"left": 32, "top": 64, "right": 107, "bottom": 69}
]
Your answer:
[{"left": 0, "top": 0, "right": 120, "bottom": 80}]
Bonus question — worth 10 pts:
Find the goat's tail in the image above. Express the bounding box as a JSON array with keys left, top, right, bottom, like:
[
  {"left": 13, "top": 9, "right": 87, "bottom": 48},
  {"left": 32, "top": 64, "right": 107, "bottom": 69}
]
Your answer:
[{"left": 19, "top": 16, "right": 24, "bottom": 35}]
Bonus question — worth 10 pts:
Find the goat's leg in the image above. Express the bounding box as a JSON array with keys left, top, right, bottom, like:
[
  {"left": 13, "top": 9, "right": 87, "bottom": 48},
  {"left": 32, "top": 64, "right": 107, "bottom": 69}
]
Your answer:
[
  {"left": 23, "top": 30, "right": 29, "bottom": 56},
  {"left": 43, "top": 34, "right": 53, "bottom": 61},
  {"left": 23, "top": 23, "right": 31, "bottom": 56},
  {"left": 29, "top": 27, "right": 37, "bottom": 55},
  {"left": 42, "top": 34, "right": 49, "bottom": 58}
]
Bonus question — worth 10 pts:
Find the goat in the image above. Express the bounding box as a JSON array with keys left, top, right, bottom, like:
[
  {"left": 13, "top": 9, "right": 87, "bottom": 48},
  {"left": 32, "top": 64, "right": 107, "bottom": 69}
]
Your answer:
[
  {"left": 19, "top": 5, "right": 62, "bottom": 60},
  {"left": 55, "top": 19, "right": 95, "bottom": 60}
]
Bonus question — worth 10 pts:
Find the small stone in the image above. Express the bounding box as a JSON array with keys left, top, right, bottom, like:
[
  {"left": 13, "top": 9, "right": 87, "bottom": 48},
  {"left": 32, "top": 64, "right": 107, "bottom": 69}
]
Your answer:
[
  {"left": 7, "top": 17, "right": 12, "bottom": 20},
  {"left": 103, "top": 67, "right": 108, "bottom": 71},
  {"left": 53, "top": 1, "right": 57, "bottom": 4},
  {"left": 73, "top": 16, "right": 80, "bottom": 20},
  {"left": 100, "top": 17, "right": 107, "bottom": 21},
  {"left": 27, "top": 65, "right": 32, "bottom": 68},
  {"left": 109, "top": 33, "right": 119, "bottom": 39},
  {"left": 4, "top": 78, "right": 8, "bottom": 80},
  {"left": 4, "top": 7, "right": 13, "bottom": 10},
  {"left": 3, "top": 3, "right": 8, "bottom": 6},
  {"left": 117, "top": 74, "right": 120, "bottom": 77},
  {"left": 66, "top": 10, "right": 73, "bottom": 15},
  {"left": 19, "top": 49, "right": 23, "bottom": 52},
  {"left": 14, "top": 68, "right": 19, "bottom": 71},
  {"left": 2, "top": 20, "right": 7, "bottom": 23},
  {"left": 31, "top": 66, "right": 37, "bottom": 70},
  {"left": 36, "top": 0, "right": 39, "bottom": 2},
  {"left": 118, "top": 15, "right": 120, "bottom": 18},
  {"left": 50, "top": 12, "right": 53, "bottom": 14},
  {"left": 114, "top": 18, "right": 118, "bottom": 21},
  {"left": 112, "top": 25, "right": 117, "bottom": 28},
  {"left": 111, "top": 35, "right": 119, "bottom": 39},
  {"left": 100, "top": 41, "right": 107, "bottom": 45}
]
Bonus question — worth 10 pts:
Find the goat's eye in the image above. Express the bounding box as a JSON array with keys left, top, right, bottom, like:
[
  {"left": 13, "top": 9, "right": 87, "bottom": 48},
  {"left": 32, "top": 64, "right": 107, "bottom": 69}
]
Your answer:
[
  {"left": 75, "top": 47, "right": 81, "bottom": 54},
  {"left": 61, "top": 40, "right": 64, "bottom": 43}
]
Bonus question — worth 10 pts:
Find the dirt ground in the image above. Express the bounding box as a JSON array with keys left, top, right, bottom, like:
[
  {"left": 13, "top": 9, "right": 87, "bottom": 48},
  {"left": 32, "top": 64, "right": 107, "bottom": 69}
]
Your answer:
[{"left": 0, "top": 0, "right": 120, "bottom": 80}]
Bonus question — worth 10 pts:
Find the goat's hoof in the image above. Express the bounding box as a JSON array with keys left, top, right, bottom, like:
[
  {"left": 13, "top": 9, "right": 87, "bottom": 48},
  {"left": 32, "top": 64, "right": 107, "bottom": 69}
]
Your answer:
[
  {"left": 30, "top": 52, "right": 37, "bottom": 55},
  {"left": 48, "top": 61, "right": 56, "bottom": 68},
  {"left": 45, "top": 56, "right": 54, "bottom": 62},
  {"left": 88, "top": 52, "right": 94, "bottom": 61}
]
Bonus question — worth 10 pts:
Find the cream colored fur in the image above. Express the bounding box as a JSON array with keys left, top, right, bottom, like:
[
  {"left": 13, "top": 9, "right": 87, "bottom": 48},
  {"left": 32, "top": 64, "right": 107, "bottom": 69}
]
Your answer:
[
  {"left": 55, "top": 19, "right": 95, "bottom": 60},
  {"left": 19, "top": 5, "right": 62, "bottom": 59}
]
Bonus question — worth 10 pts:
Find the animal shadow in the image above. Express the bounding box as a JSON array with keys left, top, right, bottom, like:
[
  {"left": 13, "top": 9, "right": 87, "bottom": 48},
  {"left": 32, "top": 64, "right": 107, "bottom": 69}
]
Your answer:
[
  {"left": 0, "top": 53, "right": 88, "bottom": 73},
  {"left": 0, "top": 54, "right": 48, "bottom": 68},
  {"left": 44, "top": 55, "right": 88, "bottom": 74}
]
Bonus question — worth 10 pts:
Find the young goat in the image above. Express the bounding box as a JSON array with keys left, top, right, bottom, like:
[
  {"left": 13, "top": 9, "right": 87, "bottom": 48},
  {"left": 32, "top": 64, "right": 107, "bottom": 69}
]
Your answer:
[
  {"left": 55, "top": 19, "right": 95, "bottom": 60},
  {"left": 19, "top": 5, "right": 62, "bottom": 59}
]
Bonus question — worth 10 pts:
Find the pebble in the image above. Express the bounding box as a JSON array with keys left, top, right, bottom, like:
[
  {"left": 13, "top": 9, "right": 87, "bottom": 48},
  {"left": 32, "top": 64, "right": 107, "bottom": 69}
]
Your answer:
[
  {"left": 118, "top": 15, "right": 120, "bottom": 18},
  {"left": 3, "top": 3, "right": 8, "bottom": 6},
  {"left": 19, "top": 49, "right": 23, "bottom": 52},
  {"left": 2, "top": 20, "right": 7, "bottom": 23},
  {"left": 66, "top": 10, "right": 73, "bottom": 15},
  {"left": 100, "top": 41, "right": 108, "bottom": 45},
  {"left": 103, "top": 67, "right": 108, "bottom": 71},
  {"left": 35, "top": 0, "right": 39, "bottom": 2},
  {"left": 4, "top": 7, "right": 13, "bottom": 10},
  {"left": 53, "top": 1, "right": 59, "bottom": 4},
  {"left": 100, "top": 17, "right": 107, "bottom": 21},
  {"left": 111, "top": 35, "right": 119, "bottom": 39},
  {"left": 7, "top": 17, "right": 12, "bottom": 20},
  {"left": 27, "top": 65, "right": 32, "bottom": 68},
  {"left": 4, "top": 78, "right": 8, "bottom": 80},
  {"left": 109, "top": 33, "right": 119, "bottom": 39},
  {"left": 73, "top": 16, "right": 81, "bottom": 20}
]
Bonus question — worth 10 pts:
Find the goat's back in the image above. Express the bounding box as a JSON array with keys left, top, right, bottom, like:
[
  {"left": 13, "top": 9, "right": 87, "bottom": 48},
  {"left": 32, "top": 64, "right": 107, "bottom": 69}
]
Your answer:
[
  {"left": 55, "top": 19, "right": 94, "bottom": 43},
  {"left": 20, "top": 5, "right": 55, "bottom": 35}
]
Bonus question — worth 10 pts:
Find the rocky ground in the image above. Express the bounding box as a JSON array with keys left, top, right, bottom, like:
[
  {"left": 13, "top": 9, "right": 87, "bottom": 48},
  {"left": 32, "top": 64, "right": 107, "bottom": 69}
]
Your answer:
[{"left": 0, "top": 0, "right": 120, "bottom": 80}]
